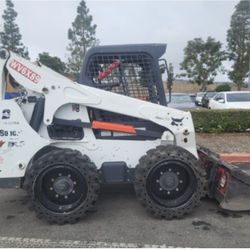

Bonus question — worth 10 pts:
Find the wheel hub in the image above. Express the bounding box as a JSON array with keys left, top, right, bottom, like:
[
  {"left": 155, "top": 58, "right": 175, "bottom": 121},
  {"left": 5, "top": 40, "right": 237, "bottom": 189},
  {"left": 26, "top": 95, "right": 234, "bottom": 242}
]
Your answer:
[
  {"left": 159, "top": 172, "right": 179, "bottom": 191},
  {"left": 53, "top": 176, "right": 74, "bottom": 196},
  {"left": 146, "top": 159, "right": 197, "bottom": 208}
]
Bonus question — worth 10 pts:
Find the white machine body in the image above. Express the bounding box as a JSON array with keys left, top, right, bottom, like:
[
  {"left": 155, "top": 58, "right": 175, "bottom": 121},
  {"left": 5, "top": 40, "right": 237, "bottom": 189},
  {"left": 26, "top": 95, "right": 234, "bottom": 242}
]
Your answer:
[{"left": 0, "top": 49, "right": 198, "bottom": 179}]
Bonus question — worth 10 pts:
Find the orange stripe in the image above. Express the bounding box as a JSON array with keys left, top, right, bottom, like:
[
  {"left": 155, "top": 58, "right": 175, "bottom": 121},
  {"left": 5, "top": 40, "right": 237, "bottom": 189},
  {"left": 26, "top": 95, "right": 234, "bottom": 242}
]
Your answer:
[{"left": 92, "top": 121, "right": 136, "bottom": 134}]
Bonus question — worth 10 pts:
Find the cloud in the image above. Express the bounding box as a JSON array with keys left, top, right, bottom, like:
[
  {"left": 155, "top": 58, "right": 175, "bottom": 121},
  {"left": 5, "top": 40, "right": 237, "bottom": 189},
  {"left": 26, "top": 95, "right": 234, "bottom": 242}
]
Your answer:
[{"left": 0, "top": 0, "right": 238, "bottom": 81}]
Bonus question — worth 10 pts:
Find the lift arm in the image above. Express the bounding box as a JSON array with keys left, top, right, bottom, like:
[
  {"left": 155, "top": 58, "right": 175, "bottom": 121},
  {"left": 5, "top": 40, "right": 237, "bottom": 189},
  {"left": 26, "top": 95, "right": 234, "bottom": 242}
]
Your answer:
[{"left": 0, "top": 49, "right": 198, "bottom": 157}]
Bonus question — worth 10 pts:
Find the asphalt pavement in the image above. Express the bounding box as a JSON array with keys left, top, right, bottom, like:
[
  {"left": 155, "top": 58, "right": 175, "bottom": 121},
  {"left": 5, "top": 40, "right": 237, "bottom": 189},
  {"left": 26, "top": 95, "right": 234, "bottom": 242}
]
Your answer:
[{"left": 0, "top": 185, "right": 249, "bottom": 247}]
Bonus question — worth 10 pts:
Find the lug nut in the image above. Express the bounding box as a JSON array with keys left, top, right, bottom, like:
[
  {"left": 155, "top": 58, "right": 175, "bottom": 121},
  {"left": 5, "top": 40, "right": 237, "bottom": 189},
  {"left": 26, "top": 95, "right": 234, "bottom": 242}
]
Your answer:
[
  {"left": 159, "top": 188, "right": 162, "bottom": 191},
  {"left": 55, "top": 194, "right": 59, "bottom": 198},
  {"left": 179, "top": 180, "right": 183, "bottom": 184},
  {"left": 176, "top": 188, "right": 179, "bottom": 191},
  {"left": 72, "top": 190, "right": 75, "bottom": 194},
  {"left": 167, "top": 191, "right": 170, "bottom": 195},
  {"left": 64, "top": 196, "right": 68, "bottom": 199},
  {"left": 168, "top": 169, "right": 172, "bottom": 172},
  {"left": 59, "top": 173, "right": 62, "bottom": 177},
  {"left": 68, "top": 174, "right": 71, "bottom": 178},
  {"left": 177, "top": 172, "right": 180, "bottom": 175},
  {"left": 156, "top": 179, "right": 159, "bottom": 183},
  {"left": 49, "top": 187, "right": 53, "bottom": 191},
  {"left": 51, "top": 178, "right": 54, "bottom": 182}
]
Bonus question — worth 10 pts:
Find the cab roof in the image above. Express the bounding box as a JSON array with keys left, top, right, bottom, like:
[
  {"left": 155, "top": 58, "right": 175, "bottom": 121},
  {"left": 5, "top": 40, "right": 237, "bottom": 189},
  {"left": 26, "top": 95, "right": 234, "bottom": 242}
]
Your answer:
[{"left": 83, "top": 43, "right": 167, "bottom": 60}]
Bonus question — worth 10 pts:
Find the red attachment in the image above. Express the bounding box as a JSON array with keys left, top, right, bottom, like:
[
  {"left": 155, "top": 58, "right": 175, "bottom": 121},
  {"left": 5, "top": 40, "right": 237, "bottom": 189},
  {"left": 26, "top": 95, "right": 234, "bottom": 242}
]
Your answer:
[
  {"left": 98, "top": 60, "right": 120, "bottom": 80},
  {"left": 217, "top": 167, "right": 231, "bottom": 195},
  {"left": 92, "top": 121, "right": 136, "bottom": 134}
]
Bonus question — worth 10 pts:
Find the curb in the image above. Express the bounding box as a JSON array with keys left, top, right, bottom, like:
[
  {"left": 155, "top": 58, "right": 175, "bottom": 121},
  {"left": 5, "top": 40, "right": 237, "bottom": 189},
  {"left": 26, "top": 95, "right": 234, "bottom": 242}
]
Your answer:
[
  {"left": 0, "top": 236, "right": 174, "bottom": 248},
  {"left": 220, "top": 153, "right": 250, "bottom": 163}
]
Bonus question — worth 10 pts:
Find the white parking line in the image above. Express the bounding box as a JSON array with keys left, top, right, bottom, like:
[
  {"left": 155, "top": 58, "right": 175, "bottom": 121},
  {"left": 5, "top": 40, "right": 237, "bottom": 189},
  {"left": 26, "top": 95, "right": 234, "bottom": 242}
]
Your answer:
[{"left": 0, "top": 236, "right": 176, "bottom": 248}]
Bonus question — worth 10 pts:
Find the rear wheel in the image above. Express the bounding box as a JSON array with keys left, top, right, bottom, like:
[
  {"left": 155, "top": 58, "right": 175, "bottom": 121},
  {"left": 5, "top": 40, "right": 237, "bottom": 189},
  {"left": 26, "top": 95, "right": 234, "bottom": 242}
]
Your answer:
[
  {"left": 26, "top": 149, "right": 100, "bottom": 224},
  {"left": 134, "top": 145, "right": 206, "bottom": 219}
]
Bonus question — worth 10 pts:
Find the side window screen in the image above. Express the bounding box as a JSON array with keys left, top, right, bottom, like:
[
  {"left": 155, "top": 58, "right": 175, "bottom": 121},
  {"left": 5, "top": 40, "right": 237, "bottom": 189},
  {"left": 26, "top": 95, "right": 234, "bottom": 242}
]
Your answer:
[{"left": 86, "top": 53, "right": 160, "bottom": 103}]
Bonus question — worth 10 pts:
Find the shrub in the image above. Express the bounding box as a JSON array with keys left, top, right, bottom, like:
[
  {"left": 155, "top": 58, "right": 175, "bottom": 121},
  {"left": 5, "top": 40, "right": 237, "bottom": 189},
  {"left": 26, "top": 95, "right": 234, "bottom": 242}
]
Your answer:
[
  {"left": 190, "top": 109, "right": 250, "bottom": 133},
  {"left": 215, "top": 84, "right": 231, "bottom": 92}
]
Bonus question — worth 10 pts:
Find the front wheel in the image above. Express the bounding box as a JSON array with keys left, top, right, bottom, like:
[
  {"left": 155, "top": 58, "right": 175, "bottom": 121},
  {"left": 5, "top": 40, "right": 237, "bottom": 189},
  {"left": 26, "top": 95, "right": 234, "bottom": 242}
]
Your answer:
[
  {"left": 134, "top": 145, "right": 206, "bottom": 219},
  {"left": 26, "top": 149, "right": 100, "bottom": 224}
]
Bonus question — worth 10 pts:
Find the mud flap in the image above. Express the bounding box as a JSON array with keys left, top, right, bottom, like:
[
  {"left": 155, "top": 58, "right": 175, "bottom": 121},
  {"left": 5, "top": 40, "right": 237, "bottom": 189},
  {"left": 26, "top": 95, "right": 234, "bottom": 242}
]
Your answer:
[{"left": 198, "top": 145, "right": 250, "bottom": 211}]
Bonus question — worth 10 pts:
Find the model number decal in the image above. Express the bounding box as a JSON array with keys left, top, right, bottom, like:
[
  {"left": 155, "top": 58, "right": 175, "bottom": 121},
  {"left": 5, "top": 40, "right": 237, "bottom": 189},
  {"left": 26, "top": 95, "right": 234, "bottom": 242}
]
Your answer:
[
  {"left": 0, "top": 130, "right": 18, "bottom": 137},
  {"left": 72, "top": 104, "right": 80, "bottom": 112},
  {"left": 9, "top": 59, "right": 41, "bottom": 84}
]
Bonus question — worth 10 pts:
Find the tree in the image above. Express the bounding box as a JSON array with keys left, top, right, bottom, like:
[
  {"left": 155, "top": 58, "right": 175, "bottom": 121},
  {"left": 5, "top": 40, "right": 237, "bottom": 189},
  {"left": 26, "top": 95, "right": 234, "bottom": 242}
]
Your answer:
[
  {"left": 215, "top": 83, "right": 231, "bottom": 92},
  {"left": 227, "top": 0, "right": 250, "bottom": 90},
  {"left": 67, "top": 0, "right": 98, "bottom": 78},
  {"left": 166, "top": 62, "right": 174, "bottom": 92},
  {"left": 38, "top": 52, "right": 66, "bottom": 75},
  {"left": 0, "top": 0, "right": 29, "bottom": 58},
  {"left": 180, "top": 37, "right": 226, "bottom": 91}
]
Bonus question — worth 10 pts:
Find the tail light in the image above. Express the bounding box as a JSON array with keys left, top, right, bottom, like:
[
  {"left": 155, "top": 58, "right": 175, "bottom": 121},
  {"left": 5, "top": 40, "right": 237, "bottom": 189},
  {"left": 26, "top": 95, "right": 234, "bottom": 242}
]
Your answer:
[{"left": 219, "top": 173, "right": 227, "bottom": 188}]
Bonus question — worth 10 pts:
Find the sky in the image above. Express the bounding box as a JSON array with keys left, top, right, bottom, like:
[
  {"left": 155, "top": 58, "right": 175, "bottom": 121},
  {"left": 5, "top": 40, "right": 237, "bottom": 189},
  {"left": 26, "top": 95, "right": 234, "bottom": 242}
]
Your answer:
[{"left": 0, "top": 0, "right": 239, "bottom": 82}]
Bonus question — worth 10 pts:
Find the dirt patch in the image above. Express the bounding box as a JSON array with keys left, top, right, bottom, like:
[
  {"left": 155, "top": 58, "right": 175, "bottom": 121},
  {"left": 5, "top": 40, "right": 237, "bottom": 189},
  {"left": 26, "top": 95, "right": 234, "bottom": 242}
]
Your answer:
[
  {"left": 6, "top": 215, "right": 16, "bottom": 220},
  {"left": 215, "top": 209, "right": 243, "bottom": 218},
  {"left": 196, "top": 133, "right": 250, "bottom": 153},
  {"left": 192, "top": 220, "right": 212, "bottom": 231},
  {"left": 164, "top": 81, "right": 249, "bottom": 94},
  {"left": 192, "top": 220, "right": 211, "bottom": 227}
]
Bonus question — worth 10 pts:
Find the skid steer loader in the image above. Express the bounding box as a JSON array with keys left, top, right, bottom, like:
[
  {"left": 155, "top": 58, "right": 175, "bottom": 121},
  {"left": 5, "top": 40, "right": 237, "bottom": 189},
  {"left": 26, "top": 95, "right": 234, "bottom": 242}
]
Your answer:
[{"left": 0, "top": 44, "right": 250, "bottom": 224}]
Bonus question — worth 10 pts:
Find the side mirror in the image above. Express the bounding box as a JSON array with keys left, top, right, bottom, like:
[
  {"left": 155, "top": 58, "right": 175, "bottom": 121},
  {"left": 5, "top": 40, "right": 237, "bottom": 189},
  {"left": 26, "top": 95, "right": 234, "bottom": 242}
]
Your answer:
[
  {"left": 218, "top": 99, "right": 225, "bottom": 103},
  {"left": 158, "top": 58, "right": 173, "bottom": 104}
]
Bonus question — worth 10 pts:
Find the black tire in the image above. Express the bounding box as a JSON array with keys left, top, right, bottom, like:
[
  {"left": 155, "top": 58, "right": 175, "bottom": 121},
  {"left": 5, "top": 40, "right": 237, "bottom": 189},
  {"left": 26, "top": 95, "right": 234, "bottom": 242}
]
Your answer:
[
  {"left": 26, "top": 149, "right": 100, "bottom": 224},
  {"left": 134, "top": 145, "right": 207, "bottom": 219}
]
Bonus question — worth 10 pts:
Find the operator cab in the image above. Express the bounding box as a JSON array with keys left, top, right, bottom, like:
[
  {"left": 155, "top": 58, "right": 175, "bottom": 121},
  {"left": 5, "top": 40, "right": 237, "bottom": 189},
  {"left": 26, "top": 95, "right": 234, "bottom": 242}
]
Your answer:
[
  {"left": 79, "top": 44, "right": 171, "bottom": 140},
  {"left": 80, "top": 44, "right": 169, "bottom": 106}
]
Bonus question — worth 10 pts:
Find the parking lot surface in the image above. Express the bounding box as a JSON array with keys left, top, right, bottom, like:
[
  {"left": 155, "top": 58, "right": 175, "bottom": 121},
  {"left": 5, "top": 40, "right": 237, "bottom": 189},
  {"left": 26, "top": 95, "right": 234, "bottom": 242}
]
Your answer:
[{"left": 0, "top": 185, "right": 249, "bottom": 248}]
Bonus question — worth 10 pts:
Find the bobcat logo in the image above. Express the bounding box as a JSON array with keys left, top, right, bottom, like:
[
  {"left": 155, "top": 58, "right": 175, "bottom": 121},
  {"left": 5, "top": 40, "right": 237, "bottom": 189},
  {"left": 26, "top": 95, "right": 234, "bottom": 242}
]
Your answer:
[
  {"left": 2, "top": 109, "right": 11, "bottom": 119},
  {"left": 171, "top": 117, "right": 184, "bottom": 127}
]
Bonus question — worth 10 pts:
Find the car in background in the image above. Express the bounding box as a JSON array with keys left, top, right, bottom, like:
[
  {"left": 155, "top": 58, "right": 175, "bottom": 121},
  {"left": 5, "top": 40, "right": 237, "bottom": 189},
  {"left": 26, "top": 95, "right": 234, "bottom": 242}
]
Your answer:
[
  {"left": 166, "top": 93, "right": 196, "bottom": 110},
  {"left": 189, "top": 93, "right": 196, "bottom": 103},
  {"left": 201, "top": 91, "right": 217, "bottom": 108},
  {"left": 195, "top": 92, "right": 206, "bottom": 106},
  {"left": 209, "top": 91, "right": 250, "bottom": 109}
]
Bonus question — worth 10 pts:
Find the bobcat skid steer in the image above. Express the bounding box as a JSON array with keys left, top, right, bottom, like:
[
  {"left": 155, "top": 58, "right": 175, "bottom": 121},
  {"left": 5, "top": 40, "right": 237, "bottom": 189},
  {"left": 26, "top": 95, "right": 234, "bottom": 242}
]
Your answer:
[{"left": 0, "top": 45, "right": 250, "bottom": 225}]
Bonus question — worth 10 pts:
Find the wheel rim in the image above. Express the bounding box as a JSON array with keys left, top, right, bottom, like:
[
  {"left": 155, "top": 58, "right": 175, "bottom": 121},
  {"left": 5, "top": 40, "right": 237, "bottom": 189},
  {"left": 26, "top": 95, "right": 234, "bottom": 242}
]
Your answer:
[
  {"left": 146, "top": 160, "right": 197, "bottom": 208},
  {"left": 34, "top": 165, "right": 88, "bottom": 213}
]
